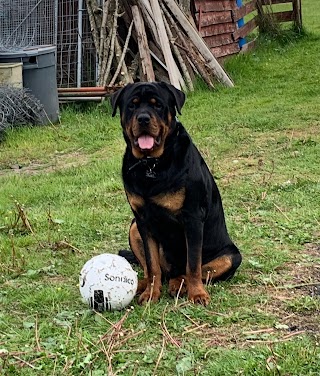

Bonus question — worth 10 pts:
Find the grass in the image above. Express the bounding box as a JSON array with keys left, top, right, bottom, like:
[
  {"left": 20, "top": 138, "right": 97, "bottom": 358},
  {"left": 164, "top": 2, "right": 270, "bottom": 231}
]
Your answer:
[{"left": 0, "top": 1, "right": 320, "bottom": 374}]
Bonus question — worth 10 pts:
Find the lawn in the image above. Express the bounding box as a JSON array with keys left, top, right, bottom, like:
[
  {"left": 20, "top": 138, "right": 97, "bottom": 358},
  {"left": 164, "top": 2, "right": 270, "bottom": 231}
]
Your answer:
[{"left": 0, "top": 1, "right": 319, "bottom": 374}]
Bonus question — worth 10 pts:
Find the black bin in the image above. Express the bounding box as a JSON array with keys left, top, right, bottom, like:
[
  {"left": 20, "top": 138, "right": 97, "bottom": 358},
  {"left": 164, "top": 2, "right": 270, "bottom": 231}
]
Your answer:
[{"left": 0, "top": 45, "right": 59, "bottom": 124}]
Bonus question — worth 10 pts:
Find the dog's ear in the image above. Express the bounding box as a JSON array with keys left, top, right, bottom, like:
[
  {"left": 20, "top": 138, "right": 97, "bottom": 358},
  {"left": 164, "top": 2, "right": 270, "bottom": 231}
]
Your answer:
[
  {"left": 110, "top": 84, "right": 132, "bottom": 117},
  {"left": 159, "top": 82, "right": 186, "bottom": 115}
]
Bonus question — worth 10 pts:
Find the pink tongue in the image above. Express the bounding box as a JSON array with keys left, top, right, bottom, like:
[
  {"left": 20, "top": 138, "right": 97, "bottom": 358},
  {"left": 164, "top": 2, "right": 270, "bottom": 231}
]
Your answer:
[{"left": 137, "top": 135, "right": 155, "bottom": 149}]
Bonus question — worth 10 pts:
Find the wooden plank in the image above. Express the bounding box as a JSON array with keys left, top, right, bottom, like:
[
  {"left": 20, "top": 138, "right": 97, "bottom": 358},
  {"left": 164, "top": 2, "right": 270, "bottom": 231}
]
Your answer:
[
  {"left": 149, "top": 0, "right": 181, "bottom": 89},
  {"left": 233, "top": 0, "right": 257, "bottom": 21},
  {"left": 211, "top": 42, "right": 240, "bottom": 58},
  {"left": 273, "top": 10, "right": 294, "bottom": 22},
  {"left": 240, "top": 39, "right": 257, "bottom": 53},
  {"left": 199, "top": 22, "right": 237, "bottom": 37},
  {"left": 195, "top": 10, "right": 233, "bottom": 26},
  {"left": 194, "top": 0, "right": 237, "bottom": 13},
  {"left": 163, "top": 0, "right": 234, "bottom": 87},
  {"left": 203, "top": 33, "right": 234, "bottom": 48},
  {"left": 260, "top": 0, "right": 292, "bottom": 4},
  {"left": 131, "top": 5, "right": 155, "bottom": 82},
  {"left": 137, "top": 0, "right": 160, "bottom": 45},
  {"left": 233, "top": 16, "right": 258, "bottom": 40}
]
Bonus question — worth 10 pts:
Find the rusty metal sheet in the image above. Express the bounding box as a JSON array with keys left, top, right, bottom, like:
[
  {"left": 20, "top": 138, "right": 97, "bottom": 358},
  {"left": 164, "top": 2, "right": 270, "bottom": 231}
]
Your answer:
[
  {"left": 199, "top": 22, "right": 237, "bottom": 37},
  {"left": 194, "top": 0, "right": 237, "bottom": 13},
  {"left": 211, "top": 42, "right": 240, "bottom": 58},
  {"left": 195, "top": 10, "right": 233, "bottom": 27},
  {"left": 203, "top": 33, "right": 234, "bottom": 48}
]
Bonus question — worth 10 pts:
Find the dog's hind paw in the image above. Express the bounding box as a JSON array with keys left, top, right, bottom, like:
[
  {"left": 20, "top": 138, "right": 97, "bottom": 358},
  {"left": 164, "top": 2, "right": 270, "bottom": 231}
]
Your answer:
[{"left": 168, "top": 276, "right": 187, "bottom": 297}]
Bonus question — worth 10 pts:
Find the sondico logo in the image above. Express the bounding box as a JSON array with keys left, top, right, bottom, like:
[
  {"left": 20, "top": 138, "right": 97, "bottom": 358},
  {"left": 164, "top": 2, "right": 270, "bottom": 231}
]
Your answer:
[{"left": 105, "top": 273, "right": 135, "bottom": 285}]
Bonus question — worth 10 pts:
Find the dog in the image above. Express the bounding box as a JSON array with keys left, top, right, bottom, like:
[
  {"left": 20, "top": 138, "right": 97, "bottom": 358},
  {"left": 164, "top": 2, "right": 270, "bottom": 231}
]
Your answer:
[{"left": 111, "top": 81, "right": 242, "bottom": 305}]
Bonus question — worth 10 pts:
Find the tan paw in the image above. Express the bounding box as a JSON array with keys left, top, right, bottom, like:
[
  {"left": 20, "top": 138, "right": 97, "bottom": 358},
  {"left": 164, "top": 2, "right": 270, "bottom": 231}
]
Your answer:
[
  {"left": 138, "top": 287, "right": 161, "bottom": 305},
  {"left": 168, "top": 276, "right": 187, "bottom": 297},
  {"left": 188, "top": 286, "right": 210, "bottom": 306}
]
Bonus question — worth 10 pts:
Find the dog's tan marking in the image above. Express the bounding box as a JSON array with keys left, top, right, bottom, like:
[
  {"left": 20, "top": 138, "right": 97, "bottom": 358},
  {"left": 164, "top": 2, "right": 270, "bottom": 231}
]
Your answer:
[
  {"left": 149, "top": 98, "right": 156, "bottom": 104},
  {"left": 168, "top": 276, "right": 187, "bottom": 297},
  {"left": 201, "top": 255, "right": 233, "bottom": 281},
  {"left": 132, "top": 98, "right": 140, "bottom": 104},
  {"left": 151, "top": 187, "right": 185, "bottom": 212},
  {"left": 126, "top": 191, "right": 144, "bottom": 212}
]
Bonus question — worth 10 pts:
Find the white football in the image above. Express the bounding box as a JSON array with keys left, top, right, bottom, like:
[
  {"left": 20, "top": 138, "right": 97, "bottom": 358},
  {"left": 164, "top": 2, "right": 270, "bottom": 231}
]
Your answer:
[{"left": 79, "top": 253, "right": 138, "bottom": 311}]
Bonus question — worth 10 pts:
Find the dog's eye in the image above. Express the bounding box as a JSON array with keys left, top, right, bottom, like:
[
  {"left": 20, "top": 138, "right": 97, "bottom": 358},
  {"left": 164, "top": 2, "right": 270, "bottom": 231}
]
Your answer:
[
  {"left": 128, "top": 102, "right": 138, "bottom": 111},
  {"left": 154, "top": 102, "right": 163, "bottom": 110}
]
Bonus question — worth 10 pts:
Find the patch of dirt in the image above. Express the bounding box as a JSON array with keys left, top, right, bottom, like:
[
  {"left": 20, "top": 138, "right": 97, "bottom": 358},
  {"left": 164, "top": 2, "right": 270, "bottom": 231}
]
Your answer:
[
  {"left": 285, "top": 243, "right": 320, "bottom": 294},
  {"left": 0, "top": 150, "right": 90, "bottom": 177}
]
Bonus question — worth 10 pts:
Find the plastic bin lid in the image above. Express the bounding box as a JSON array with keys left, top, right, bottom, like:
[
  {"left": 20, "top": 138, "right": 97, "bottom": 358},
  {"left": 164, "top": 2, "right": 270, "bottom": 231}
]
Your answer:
[
  {"left": 0, "top": 45, "right": 56, "bottom": 58},
  {"left": 0, "top": 62, "right": 23, "bottom": 68}
]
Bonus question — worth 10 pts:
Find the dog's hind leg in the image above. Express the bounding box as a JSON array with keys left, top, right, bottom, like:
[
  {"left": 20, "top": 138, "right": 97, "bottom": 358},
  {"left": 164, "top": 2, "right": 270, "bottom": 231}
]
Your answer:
[{"left": 201, "top": 245, "right": 242, "bottom": 284}]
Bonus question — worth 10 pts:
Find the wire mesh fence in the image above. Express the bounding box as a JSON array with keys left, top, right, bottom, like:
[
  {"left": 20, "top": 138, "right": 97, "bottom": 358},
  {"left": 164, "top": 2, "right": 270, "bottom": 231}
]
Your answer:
[
  {"left": 0, "top": 0, "right": 98, "bottom": 88},
  {"left": 0, "top": 0, "right": 57, "bottom": 51},
  {"left": 57, "top": 0, "right": 97, "bottom": 87}
]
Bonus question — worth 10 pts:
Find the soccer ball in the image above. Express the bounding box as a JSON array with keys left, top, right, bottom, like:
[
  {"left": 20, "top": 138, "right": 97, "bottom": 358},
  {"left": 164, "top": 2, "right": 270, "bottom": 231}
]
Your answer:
[{"left": 79, "top": 253, "right": 138, "bottom": 311}]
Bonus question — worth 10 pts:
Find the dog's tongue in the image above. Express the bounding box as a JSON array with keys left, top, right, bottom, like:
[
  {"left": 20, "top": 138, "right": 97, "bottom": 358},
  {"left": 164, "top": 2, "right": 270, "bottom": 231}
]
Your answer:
[{"left": 137, "top": 135, "right": 155, "bottom": 150}]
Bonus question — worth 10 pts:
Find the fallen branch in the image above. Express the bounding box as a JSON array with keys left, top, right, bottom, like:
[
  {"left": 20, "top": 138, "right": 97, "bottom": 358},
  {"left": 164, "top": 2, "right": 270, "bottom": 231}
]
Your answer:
[
  {"left": 161, "top": 303, "right": 181, "bottom": 347},
  {"left": 277, "top": 281, "right": 320, "bottom": 289},
  {"left": 108, "top": 21, "right": 133, "bottom": 86},
  {"left": 153, "top": 335, "right": 166, "bottom": 375}
]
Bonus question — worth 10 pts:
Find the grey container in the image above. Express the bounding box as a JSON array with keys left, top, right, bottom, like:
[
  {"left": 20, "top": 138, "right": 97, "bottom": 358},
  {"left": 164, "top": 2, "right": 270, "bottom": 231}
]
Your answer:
[{"left": 0, "top": 45, "right": 59, "bottom": 124}]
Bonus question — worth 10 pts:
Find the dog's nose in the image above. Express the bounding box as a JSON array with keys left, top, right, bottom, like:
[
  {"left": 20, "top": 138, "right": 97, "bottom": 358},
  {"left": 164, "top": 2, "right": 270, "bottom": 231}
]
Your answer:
[{"left": 137, "top": 113, "right": 150, "bottom": 125}]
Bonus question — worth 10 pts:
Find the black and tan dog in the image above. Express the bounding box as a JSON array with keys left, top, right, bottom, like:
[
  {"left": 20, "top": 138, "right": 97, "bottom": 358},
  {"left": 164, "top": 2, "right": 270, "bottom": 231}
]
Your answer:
[{"left": 111, "top": 82, "right": 241, "bottom": 305}]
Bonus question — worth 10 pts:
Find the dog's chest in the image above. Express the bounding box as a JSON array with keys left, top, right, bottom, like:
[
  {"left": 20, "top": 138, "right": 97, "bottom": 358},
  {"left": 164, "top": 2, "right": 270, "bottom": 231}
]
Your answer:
[{"left": 126, "top": 188, "right": 185, "bottom": 217}]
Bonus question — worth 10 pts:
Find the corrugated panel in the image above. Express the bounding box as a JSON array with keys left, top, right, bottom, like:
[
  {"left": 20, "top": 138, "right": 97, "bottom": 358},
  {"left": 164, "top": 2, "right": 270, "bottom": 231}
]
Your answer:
[
  {"left": 203, "top": 33, "right": 234, "bottom": 48},
  {"left": 199, "top": 22, "right": 236, "bottom": 38},
  {"left": 211, "top": 42, "right": 240, "bottom": 58},
  {"left": 194, "top": 0, "right": 237, "bottom": 13},
  {"left": 195, "top": 10, "right": 233, "bottom": 26}
]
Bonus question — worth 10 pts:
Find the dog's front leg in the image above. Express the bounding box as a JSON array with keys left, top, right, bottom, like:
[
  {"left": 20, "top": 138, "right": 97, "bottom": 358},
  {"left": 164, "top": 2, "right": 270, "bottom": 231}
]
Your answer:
[
  {"left": 137, "top": 226, "right": 162, "bottom": 304},
  {"left": 185, "top": 220, "right": 210, "bottom": 305}
]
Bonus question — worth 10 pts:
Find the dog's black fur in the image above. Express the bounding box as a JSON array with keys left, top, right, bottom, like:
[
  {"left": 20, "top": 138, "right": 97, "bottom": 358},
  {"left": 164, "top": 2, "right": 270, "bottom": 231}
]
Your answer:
[{"left": 111, "top": 82, "right": 241, "bottom": 305}]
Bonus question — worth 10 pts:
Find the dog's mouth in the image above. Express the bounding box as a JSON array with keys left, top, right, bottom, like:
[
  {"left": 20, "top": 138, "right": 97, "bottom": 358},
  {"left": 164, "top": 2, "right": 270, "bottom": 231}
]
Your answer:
[{"left": 134, "top": 134, "right": 161, "bottom": 150}]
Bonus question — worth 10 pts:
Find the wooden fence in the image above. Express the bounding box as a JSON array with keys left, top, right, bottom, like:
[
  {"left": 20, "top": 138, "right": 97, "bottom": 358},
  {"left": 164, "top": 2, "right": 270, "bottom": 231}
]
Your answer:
[{"left": 194, "top": 0, "right": 302, "bottom": 59}]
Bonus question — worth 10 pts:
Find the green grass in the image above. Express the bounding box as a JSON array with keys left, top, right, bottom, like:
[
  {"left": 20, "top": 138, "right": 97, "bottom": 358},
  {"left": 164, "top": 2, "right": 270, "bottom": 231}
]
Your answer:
[{"left": 0, "top": 2, "right": 320, "bottom": 374}]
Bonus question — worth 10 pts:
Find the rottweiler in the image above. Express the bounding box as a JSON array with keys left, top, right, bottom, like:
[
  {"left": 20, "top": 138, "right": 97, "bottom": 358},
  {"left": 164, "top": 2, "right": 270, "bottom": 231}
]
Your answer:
[{"left": 111, "top": 82, "right": 242, "bottom": 305}]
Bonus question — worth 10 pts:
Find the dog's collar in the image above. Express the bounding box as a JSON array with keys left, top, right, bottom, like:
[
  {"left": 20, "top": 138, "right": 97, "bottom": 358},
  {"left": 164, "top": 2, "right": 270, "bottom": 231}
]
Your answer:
[
  {"left": 127, "top": 122, "right": 181, "bottom": 178},
  {"left": 128, "top": 156, "right": 159, "bottom": 178}
]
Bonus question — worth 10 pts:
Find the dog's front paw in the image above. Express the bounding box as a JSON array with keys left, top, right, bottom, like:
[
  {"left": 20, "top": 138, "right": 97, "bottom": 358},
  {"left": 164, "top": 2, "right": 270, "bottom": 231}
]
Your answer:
[
  {"left": 138, "top": 286, "right": 162, "bottom": 305},
  {"left": 136, "top": 278, "right": 148, "bottom": 295},
  {"left": 188, "top": 285, "right": 210, "bottom": 306}
]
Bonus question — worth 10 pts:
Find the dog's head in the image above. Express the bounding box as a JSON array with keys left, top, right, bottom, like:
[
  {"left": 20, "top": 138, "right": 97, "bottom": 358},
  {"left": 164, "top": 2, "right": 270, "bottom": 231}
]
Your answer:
[{"left": 111, "top": 82, "right": 185, "bottom": 159}]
